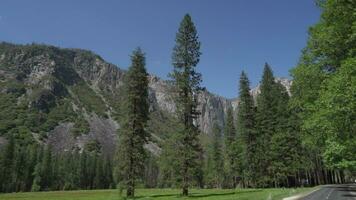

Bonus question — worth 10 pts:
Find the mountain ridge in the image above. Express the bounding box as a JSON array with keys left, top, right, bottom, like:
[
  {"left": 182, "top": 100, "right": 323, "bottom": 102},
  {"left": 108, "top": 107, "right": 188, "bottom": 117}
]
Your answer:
[{"left": 0, "top": 42, "right": 291, "bottom": 155}]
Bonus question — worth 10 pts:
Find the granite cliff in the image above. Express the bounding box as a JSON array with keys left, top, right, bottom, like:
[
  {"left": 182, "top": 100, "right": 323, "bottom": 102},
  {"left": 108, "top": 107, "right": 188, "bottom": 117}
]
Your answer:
[{"left": 0, "top": 43, "right": 291, "bottom": 154}]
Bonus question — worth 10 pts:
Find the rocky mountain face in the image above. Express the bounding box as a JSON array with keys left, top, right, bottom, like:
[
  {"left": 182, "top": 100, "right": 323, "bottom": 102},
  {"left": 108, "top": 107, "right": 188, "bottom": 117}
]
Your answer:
[{"left": 0, "top": 43, "right": 291, "bottom": 155}]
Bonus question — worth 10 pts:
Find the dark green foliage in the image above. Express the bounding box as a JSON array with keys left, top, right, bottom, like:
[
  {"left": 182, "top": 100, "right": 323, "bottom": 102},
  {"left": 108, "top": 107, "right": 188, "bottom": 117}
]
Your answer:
[
  {"left": 0, "top": 142, "right": 115, "bottom": 193},
  {"left": 31, "top": 163, "right": 42, "bottom": 192},
  {"left": 116, "top": 48, "right": 149, "bottom": 198},
  {"left": 84, "top": 140, "right": 102, "bottom": 154},
  {"left": 236, "top": 71, "right": 256, "bottom": 187},
  {"left": 0, "top": 136, "right": 15, "bottom": 192},
  {"left": 205, "top": 123, "right": 224, "bottom": 188},
  {"left": 71, "top": 118, "right": 90, "bottom": 137},
  {"left": 157, "top": 127, "right": 182, "bottom": 188},
  {"left": 255, "top": 64, "right": 280, "bottom": 187},
  {"left": 170, "top": 14, "right": 202, "bottom": 196},
  {"left": 0, "top": 78, "right": 78, "bottom": 141},
  {"left": 268, "top": 83, "right": 302, "bottom": 187},
  {"left": 232, "top": 66, "right": 304, "bottom": 188},
  {"left": 70, "top": 81, "right": 107, "bottom": 117},
  {"left": 41, "top": 146, "right": 53, "bottom": 190}
]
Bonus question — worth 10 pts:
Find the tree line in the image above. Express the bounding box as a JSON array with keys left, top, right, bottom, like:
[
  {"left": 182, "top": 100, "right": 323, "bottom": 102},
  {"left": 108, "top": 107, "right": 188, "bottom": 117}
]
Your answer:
[{"left": 0, "top": 137, "right": 114, "bottom": 193}]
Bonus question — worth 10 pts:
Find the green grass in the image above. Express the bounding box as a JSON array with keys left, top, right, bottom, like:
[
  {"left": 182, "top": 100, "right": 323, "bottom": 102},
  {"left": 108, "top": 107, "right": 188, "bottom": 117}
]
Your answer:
[{"left": 0, "top": 188, "right": 314, "bottom": 200}]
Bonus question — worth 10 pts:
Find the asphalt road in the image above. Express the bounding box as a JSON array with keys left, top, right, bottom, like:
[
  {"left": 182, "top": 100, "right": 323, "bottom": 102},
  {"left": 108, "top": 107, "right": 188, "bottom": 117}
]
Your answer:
[{"left": 300, "top": 184, "right": 356, "bottom": 200}]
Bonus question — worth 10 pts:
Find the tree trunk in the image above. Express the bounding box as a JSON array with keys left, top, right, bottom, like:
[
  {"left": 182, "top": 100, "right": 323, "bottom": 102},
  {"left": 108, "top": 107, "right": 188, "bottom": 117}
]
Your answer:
[
  {"left": 126, "top": 180, "right": 135, "bottom": 198},
  {"left": 182, "top": 162, "right": 189, "bottom": 196},
  {"left": 182, "top": 186, "right": 188, "bottom": 196},
  {"left": 336, "top": 170, "right": 340, "bottom": 184},
  {"left": 338, "top": 170, "right": 344, "bottom": 184}
]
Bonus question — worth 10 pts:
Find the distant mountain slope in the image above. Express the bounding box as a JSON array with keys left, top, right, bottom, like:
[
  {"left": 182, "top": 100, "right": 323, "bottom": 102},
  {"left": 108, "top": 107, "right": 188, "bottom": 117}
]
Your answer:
[{"left": 0, "top": 42, "right": 291, "bottom": 154}]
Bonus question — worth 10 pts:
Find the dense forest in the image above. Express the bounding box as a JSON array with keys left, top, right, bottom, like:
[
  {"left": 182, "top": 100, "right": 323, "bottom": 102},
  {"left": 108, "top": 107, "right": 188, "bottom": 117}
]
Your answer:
[{"left": 0, "top": 0, "right": 354, "bottom": 197}]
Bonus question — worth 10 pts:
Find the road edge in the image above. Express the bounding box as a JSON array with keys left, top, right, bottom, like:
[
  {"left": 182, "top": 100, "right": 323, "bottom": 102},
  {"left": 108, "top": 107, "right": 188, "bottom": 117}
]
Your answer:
[{"left": 283, "top": 186, "right": 321, "bottom": 200}]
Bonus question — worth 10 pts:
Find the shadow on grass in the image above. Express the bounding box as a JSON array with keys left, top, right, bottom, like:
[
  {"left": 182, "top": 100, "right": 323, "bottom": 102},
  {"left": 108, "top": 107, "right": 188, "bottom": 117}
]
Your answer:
[
  {"left": 122, "top": 189, "right": 263, "bottom": 199},
  {"left": 188, "top": 189, "right": 262, "bottom": 198},
  {"left": 149, "top": 193, "right": 180, "bottom": 198},
  {"left": 130, "top": 193, "right": 178, "bottom": 199}
]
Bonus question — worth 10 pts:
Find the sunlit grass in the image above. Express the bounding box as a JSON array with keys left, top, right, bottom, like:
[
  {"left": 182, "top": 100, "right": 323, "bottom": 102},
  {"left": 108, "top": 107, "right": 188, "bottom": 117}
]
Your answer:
[{"left": 0, "top": 187, "right": 314, "bottom": 200}]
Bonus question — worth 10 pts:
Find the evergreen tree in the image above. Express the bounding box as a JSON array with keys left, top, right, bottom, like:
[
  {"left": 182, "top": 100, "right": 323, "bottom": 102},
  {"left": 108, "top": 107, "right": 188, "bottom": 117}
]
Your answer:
[
  {"left": 224, "top": 107, "right": 238, "bottom": 188},
  {"left": 116, "top": 48, "right": 149, "bottom": 198},
  {"left": 210, "top": 122, "right": 224, "bottom": 188},
  {"left": 170, "top": 13, "right": 202, "bottom": 196},
  {"left": 31, "top": 163, "right": 42, "bottom": 192},
  {"left": 25, "top": 144, "right": 38, "bottom": 191},
  {"left": 0, "top": 136, "right": 15, "bottom": 192},
  {"left": 79, "top": 151, "right": 88, "bottom": 189},
  {"left": 87, "top": 153, "right": 97, "bottom": 189},
  {"left": 268, "top": 82, "right": 302, "bottom": 187},
  {"left": 103, "top": 156, "right": 114, "bottom": 188},
  {"left": 236, "top": 71, "right": 256, "bottom": 187},
  {"left": 14, "top": 146, "right": 28, "bottom": 191},
  {"left": 40, "top": 146, "right": 53, "bottom": 190},
  {"left": 31, "top": 146, "right": 44, "bottom": 191},
  {"left": 94, "top": 156, "right": 105, "bottom": 189},
  {"left": 255, "top": 64, "right": 279, "bottom": 187}
]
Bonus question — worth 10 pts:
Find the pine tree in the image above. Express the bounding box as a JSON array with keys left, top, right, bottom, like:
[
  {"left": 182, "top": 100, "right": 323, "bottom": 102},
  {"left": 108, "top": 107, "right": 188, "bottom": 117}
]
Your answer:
[
  {"left": 224, "top": 107, "right": 238, "bottom": 188},
  {"left": 87, "top": 153, "right": 97, "bottom": 189},
  {"left": 268, "top": 82, "right": 304, "bottom": 187},
  {"left": 14, "top": 146, "right": 27, "bottom": 191},
  {"left": 79, "top": 151, "right": 88, "bottom": 189},
  {"left": 170, "top": 14, "right": 202, "bottom": 196},
  {"left": 0, "top": 136, "right": 15, "bottom": 192},
  {"left": 236, "top": 71, "right": 256, "bottom": 187},
  {"left": 103, "top": 156, "right": 114, "bottom": 188},
  {"left": 40, "top": 146, "right": 53, "bottom": 190},
  {"left": 31, "top": 163, "right": 42, "bottom": 192},
  {"left": 116, "top": 48, "right": 149, "bottom": 198},
  {"left": 211, "top": 122, "right": 224, "bottom": 188},
  {"left": 94, "top": 156, "right": 104, "bottom": 189},
  {"left": 254, "top": 64, "right": 299, "bottom": 187},
  {"left": 31, "top": 146, "right": 43, "bottom": 192},
  {"left": 255, "top": 64, "right": 279, "bottom": 187},
  {"left": 25, "top": 144, "right": 38, "bottom": 191}
]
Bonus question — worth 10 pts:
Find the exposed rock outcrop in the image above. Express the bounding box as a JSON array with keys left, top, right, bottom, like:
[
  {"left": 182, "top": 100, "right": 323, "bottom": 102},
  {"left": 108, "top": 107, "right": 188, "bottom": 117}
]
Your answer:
[{"left": 0, "top": 42, "right": 292, "bottom": 155}]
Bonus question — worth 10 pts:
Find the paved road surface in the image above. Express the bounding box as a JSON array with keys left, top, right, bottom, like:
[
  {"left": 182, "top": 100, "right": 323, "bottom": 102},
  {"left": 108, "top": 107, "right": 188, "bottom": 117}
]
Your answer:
[{"left": 300, "top": 184, "right": 356, "bottom": 200}]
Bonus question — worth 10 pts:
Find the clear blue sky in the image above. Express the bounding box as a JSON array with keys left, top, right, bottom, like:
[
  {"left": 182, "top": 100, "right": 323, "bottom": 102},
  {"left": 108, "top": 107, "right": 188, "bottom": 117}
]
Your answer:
[{"left": 0, "top": 0, "right": 320, "bottom": 98}]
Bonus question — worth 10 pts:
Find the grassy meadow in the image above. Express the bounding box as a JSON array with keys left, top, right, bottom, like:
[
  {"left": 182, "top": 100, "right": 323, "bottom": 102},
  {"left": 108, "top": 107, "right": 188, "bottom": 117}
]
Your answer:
[{"left": 0, "top": 187, "right": 314, "bottom": 200}]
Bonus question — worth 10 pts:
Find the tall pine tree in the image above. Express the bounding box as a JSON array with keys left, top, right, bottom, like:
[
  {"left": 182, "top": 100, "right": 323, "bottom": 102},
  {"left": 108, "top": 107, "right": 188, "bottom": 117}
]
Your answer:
[
  {"left": 116, "top": 48, "right": 149, "bottom": 198},
  {"left": 170, "top": 14, "right": 202, "bottom": 196},
  {"left": 224, "top": 107, "right": 238, "bottom": 188},
  {"left": 268, "top": 82, "right": 300, "bottom": 187},
  {"left": 255, "top": 63, "right": 278, "bottom": 187},
  {"left": 236, "top": 71, "right": 256, "bottom": 187}
]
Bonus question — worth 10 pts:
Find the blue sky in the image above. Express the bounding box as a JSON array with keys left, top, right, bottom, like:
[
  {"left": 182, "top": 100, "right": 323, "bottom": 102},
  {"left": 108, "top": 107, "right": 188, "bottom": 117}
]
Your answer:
[{"left": 0, "top": 0, "right": 320, "bottom": 98}]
